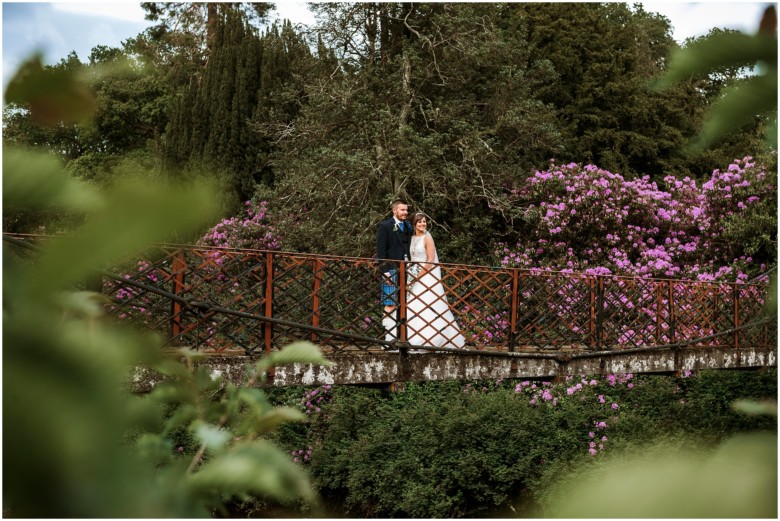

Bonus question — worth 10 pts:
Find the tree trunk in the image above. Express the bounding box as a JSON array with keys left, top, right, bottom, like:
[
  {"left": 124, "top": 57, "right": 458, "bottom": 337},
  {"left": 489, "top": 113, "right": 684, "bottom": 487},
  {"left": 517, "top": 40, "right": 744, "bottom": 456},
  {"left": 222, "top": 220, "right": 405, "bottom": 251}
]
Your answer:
[{"left": 206, "top": 2, "right": 219, "bottom": 54}]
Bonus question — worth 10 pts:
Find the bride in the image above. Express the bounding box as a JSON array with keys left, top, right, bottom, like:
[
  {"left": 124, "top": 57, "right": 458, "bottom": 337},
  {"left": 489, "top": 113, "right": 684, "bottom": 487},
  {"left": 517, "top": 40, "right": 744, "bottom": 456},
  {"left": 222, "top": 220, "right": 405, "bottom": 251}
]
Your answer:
[{"left": 406, "top": 212, "right": 466, "bottom": 349}]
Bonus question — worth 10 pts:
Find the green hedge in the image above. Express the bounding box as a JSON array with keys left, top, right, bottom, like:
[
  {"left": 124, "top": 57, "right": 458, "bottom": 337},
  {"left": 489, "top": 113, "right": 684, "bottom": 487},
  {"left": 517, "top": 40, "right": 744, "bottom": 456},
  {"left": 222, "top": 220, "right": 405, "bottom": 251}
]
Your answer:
[{"left": 264, "top": 369, "right": 776, "bottom": 517}]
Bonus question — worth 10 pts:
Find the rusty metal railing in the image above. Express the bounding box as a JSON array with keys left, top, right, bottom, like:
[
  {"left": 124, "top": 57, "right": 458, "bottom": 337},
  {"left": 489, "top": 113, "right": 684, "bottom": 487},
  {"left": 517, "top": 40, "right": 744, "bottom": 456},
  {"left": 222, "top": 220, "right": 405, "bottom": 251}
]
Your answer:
[{"left": 4, "top": 233, "right": 776, "bottom": 356}]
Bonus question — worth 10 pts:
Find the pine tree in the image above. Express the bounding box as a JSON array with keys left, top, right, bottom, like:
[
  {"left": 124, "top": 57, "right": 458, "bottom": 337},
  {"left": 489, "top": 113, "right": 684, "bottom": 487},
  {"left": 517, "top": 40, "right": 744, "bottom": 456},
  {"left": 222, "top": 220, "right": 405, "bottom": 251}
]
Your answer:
[{"left": 161, "top": 8, "right": 313, "bottom": 201}]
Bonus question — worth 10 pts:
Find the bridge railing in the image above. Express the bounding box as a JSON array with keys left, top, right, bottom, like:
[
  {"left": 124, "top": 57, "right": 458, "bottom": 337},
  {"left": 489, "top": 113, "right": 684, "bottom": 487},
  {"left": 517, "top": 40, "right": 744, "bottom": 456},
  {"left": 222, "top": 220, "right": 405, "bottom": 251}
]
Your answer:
[{"left": 4, "top": 234, "right": 775, "bottom": 355}]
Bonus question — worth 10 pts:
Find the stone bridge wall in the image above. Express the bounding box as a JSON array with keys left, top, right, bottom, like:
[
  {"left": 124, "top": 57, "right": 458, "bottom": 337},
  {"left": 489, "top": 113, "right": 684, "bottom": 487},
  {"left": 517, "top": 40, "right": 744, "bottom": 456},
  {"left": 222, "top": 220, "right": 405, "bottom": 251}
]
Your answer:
[{"left": 131, "top": 346, "right": 777, "bottom": 391}]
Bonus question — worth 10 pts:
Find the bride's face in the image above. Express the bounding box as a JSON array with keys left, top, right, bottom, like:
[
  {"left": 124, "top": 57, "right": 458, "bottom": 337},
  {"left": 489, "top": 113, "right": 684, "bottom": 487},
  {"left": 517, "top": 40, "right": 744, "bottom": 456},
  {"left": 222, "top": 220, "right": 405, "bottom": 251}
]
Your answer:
[{"left": 414, "top": 217, "right": 427, "bottom": 234}]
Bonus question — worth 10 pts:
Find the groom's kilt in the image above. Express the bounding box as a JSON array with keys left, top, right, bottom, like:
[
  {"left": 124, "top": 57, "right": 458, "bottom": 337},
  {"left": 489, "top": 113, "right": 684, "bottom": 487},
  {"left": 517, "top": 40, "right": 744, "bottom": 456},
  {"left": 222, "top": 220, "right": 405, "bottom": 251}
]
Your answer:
[{"left": 381, "top": 269, "right": 399, "bottom": 306}]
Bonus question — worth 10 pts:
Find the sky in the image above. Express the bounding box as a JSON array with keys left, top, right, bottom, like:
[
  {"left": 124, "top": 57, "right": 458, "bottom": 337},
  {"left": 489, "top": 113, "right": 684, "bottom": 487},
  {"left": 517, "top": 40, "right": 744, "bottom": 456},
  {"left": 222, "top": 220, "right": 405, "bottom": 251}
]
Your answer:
[{"left": 1, "top": 1, "right": 773, "bottom": 90}]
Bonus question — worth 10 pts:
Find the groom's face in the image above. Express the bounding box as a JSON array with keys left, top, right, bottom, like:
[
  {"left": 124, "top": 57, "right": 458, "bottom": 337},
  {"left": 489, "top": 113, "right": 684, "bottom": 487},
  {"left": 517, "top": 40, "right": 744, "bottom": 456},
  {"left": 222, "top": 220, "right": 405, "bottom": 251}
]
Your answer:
[{"left": 393, "top": 203, "right": 409, "bottom": 221}]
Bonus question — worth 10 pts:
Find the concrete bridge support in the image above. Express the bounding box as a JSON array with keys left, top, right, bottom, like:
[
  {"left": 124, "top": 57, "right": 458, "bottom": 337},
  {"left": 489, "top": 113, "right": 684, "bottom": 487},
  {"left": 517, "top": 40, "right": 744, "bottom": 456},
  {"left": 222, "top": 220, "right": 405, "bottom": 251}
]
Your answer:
[{"left": 131, "top": 346, "right": 777, "bottom": 391}]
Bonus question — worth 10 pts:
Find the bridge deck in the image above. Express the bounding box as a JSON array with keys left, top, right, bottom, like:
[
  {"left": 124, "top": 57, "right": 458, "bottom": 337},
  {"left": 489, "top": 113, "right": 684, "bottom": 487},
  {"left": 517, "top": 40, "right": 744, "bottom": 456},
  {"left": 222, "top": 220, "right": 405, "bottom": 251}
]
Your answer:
[
  {"left": 6, "top": 234, "right": 777, "bottom": 386},
  {"left": 130, "top": 344, "right": 777, "bottom": 389}
]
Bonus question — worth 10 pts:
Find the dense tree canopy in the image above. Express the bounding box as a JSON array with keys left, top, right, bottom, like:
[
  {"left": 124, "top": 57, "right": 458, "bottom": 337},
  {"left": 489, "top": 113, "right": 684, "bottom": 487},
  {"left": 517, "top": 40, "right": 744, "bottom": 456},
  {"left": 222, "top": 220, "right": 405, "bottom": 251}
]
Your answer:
[{"left": 3, "top": 2, "right": 776, "bottom": 273}]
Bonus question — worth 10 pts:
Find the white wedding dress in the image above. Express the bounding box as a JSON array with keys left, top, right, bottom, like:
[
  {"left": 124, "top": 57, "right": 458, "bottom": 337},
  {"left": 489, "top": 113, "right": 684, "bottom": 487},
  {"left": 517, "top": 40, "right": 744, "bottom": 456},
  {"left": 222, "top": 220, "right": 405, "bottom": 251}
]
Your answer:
[{"left": 406, "top": 233, "right": 466, "bottom": 348}]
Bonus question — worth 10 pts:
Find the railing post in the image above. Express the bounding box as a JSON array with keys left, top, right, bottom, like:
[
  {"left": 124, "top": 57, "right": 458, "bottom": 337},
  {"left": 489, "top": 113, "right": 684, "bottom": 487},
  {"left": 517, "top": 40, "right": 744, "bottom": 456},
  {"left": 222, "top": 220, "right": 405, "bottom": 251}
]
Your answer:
[
  {"left": 656, "top": 280, "right": 663, "bottom": 345},
  {"left": 264, "top": 252, "right": 274, "bottom": 358},
  {"left": 595, "top": 276, "right": 604, "bottom": 349},
  {"left": 170, "top": 250, "right": 187, "bottom": 342},
  {"left": 509, "top": 269, "right": 519, "bottom": 352},
  {"left": 399, "top": 261, "right": 407, "bottom": 343},
  {"left": 668, "top": 280, "right": 675, "bottom": 344},
  {"left": 763, "top": 284, "right": 771, "bottom": 348},
  {"left": 589, "top": 276, "right": 596, "bottom": 349},
  {"left": 311, "top": 259, "right": 323, "bottom": 342},
  {"left": 733, "top": 283, "right": 739, "bottom": 351}
]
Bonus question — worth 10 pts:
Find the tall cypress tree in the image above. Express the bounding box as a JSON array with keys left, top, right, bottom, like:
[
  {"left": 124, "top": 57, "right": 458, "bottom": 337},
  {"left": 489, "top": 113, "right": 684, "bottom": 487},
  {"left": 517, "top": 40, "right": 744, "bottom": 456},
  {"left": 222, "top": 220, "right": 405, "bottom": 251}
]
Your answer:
[{"left": 162, "top": 9, "right": 312, "bottom": 201}]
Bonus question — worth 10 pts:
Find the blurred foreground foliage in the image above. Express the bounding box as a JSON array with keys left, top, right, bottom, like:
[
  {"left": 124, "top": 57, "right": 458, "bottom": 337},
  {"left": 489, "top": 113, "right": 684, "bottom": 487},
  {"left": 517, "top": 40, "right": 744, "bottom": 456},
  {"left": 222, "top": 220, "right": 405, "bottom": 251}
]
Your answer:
[
  {"left": 3, "top": 56, "right": 329, "bottom": 516},
  {"left": 544, "top": 432, "right": 776, "bottom": 518},
  {"left": 657, "top": 5, "right": 777, "bottom": 151}
]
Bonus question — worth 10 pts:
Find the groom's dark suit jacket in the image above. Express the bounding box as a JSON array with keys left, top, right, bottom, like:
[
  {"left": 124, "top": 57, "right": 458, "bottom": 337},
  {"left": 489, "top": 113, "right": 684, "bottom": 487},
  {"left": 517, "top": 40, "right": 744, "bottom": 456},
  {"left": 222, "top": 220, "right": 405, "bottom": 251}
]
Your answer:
[{"left": 376, "top": 217, "right": 411, "bottom": 273}]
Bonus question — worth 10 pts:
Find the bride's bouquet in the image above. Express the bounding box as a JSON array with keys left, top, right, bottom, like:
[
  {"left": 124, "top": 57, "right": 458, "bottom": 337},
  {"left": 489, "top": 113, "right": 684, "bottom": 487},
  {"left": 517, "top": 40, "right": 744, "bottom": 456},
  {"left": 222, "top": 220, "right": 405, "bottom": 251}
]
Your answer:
[{"left": 406, "top": 262, "right": 421, "bottom": 293}]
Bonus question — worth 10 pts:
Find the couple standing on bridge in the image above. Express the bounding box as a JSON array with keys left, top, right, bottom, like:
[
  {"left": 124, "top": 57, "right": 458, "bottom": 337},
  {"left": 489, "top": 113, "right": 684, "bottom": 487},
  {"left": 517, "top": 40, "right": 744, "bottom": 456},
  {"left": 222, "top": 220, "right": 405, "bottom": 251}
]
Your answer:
[{"left": 376, "top": 199, "right": 466, "bottom": 349}]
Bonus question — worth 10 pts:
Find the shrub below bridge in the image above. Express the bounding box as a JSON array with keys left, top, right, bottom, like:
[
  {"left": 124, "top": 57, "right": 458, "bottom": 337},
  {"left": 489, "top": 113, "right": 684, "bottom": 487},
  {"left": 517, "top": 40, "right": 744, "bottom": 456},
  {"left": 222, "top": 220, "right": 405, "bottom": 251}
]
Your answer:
[{"left": 261, "top": 368, "right": 777, "bottom": 517}]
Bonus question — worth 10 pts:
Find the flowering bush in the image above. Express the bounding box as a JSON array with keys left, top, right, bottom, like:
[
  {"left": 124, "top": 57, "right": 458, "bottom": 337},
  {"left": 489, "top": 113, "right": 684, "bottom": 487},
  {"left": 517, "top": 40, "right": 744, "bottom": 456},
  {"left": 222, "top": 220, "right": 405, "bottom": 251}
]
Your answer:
[
  {"left": 103, "top": 259, "right": 167, "bottom": 327},
  {"left": 260, "top": 369, "right": 776, "bottom": 518},
  {"left": 291, "top": 447, "right": 313, "bottom": 464},
  {"left": 460, "top": 305, "right": 510, "bottom": 344},
  {"left": 496, "top": 157, "right": 774, "bottom": 282},
  {"left": 198, "top": 199, "right": 280, "bottom": 251},
  {"left": 303, "top": 384, "right": 333, "bottom": 415},
  {"left": 184, "top": 200, "right": 280, "bottom": 349},
  {"left": 514, "top": 373, "right": 636, "bottom": 456}
]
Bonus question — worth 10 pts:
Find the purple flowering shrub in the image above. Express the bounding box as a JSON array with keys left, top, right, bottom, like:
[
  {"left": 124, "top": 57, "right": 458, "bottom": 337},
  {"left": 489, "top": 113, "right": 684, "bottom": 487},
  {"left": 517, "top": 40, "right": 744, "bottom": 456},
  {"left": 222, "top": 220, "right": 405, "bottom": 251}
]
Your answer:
[
  {"left": 284, "top": 385, "right": 334, "bottom": 465},
  {"left": 105, "top": 200, "right": 281, "bottom": 341},
  {"left": 198, "top": 199, "right": 280, "bottom": 251},
  {"left": 291, "top": 447, "right": 313, "bottom": 464},
  {"left": 186, "top": 200, "right": 281, "bottom": 349},
  {"left": 487, "top": 159, "right": 775, "bottom": 347},
  {"left": 514, "top": 373, "right": 638, "bottom": 457},
  {"left": 302, "top": 384, "right": 333, "bottom": 416},
  {"left": 460, "top": 305, "right": 510, "bottom": 344},
  {"left": 497, "top": 157, "right": 774, "bottom": 282},
  {"left": 103, "top": 259, "right": 168, "bottom": 328}
]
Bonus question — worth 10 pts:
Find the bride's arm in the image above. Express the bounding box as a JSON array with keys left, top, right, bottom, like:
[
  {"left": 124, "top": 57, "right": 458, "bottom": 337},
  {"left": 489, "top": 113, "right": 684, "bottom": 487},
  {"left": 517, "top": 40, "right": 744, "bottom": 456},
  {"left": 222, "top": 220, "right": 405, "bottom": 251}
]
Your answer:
[{"left": 422, "top": 234, "right": 436, "bottom": 272}]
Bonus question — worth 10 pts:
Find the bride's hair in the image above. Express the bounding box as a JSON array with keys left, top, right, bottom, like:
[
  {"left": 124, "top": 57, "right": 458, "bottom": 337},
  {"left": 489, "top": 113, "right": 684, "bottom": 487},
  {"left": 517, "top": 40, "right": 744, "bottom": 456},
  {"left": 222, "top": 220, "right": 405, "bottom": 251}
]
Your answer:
[{"left": 410, "top": 212, "right": 429, "bottom": 230}]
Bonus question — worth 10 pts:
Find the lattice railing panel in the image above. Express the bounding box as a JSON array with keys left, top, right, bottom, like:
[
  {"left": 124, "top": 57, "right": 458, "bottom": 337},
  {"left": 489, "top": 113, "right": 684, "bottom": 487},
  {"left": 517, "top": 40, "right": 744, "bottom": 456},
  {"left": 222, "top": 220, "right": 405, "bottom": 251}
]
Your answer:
[
  {"left": 312, "top": 259, "right": 386, "bottom": 347},
  {"left": 671, "top": 281, "right": 732, "bottom": 347},
  {"left": 181, "top": 249, "right": 268, "bottom": 352},
  {"left": 103, "top": 247, "right": 184, "bottom": 338},
  {"left": 440, "top": 265, "right": 513, "bottom": 349},
  {"left": 102, "top": 246, "right": 271, "bottom": 352},
  {"left": 736, "top": 284, "right": 772, "bottom": 348},
  {"left": 514, "top": 272, "right": 593, "bottom": 348},
  {"left": 598, "top": 278, "right": 666, "bottom": 348},
  {"left": 4, "top": 234, "right": 776, "bottom": 355},
  {"left": 270, "top": 255, "right": 386, "bottom": 349}
]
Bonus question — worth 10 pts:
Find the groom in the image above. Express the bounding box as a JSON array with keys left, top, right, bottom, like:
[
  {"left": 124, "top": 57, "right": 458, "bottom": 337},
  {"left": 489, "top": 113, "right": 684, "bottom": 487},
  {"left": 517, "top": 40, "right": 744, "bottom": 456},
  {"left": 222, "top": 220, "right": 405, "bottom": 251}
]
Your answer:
[{"left": 376, "top": 199, "right": 411, "bottom": 342}]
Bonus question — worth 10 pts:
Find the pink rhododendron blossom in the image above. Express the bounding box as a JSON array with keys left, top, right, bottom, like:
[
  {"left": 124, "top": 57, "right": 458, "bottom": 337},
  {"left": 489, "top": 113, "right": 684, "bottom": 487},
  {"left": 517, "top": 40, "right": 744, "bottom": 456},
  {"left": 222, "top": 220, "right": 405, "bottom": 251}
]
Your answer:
[
  {"left": 198, "top": 199, "right": 280, "bottom": 251},
  {"left": 496, "top": 158, "right": 773, "bottom": 282}
]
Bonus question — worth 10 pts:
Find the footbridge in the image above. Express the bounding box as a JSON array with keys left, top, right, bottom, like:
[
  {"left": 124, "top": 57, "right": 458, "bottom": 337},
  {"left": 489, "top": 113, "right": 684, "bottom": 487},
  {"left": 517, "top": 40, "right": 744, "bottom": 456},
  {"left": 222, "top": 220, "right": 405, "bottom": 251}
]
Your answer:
[{"left": 5, "top": 234, "right": 776, "bottom": 387}]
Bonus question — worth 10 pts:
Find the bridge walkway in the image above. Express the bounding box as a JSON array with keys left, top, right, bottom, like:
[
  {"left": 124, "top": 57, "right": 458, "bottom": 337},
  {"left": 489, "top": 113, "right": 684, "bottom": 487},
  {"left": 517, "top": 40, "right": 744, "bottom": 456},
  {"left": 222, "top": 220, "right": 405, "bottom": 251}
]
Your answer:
[{"left": 5, "top": 234, "right": 776, "bottom": 387}]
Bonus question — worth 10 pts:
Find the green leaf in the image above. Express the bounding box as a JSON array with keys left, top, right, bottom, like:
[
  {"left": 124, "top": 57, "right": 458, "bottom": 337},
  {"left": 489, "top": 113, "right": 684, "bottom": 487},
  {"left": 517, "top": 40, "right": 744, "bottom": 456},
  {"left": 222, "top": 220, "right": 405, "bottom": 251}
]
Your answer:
[
  {"left": 547, "top": 434, "right": 777, "bottom": 518},
  {"left": 3, "top": 149, "right": 101, "bottom": 210},
  {"left": 152, "top": 358, "right": 194, "bottom": 379},
  {"left": 690, "top": 74, "right": 778, "bottom": 151},
  {"left": 25, "top": 178, "right": 216, "bottom": 299},
  {"left": 193, "top": 421, "right": 232, "bottom": 452},
  {"left": 252, "top": 407, "right": 307, "bottom": 433},
  {"left": 53, "top": 290, "right": 110, "bottom": 319},
  {"left": 238, "top": 387, "right": 271, "bottom": 415},
  {"left": 4, "top": 54, "right": 96, "bottom": 125},
  {"left": 135, "top": 433, "right": 174, "bottom": 465},
  {"left": 655, "top": 33, "right": 777, "bottom": 89},
  {"left": 149, "top": 381, "right": 196, "bottom": 403},
  {"left": 188, "top": 440, "right": 314, "bottom": 503},
  {"left": 264, "top": 341, "right": 333, "bottom": 368},
  {"left": 162, "top": 404, "right": 199, "bottom": 436},
  {"left": 732, "top": 399, "right": 778, "bottom": 417},
  {"left": 176, "top": 347, "right": 207, "bottom": 364}
]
